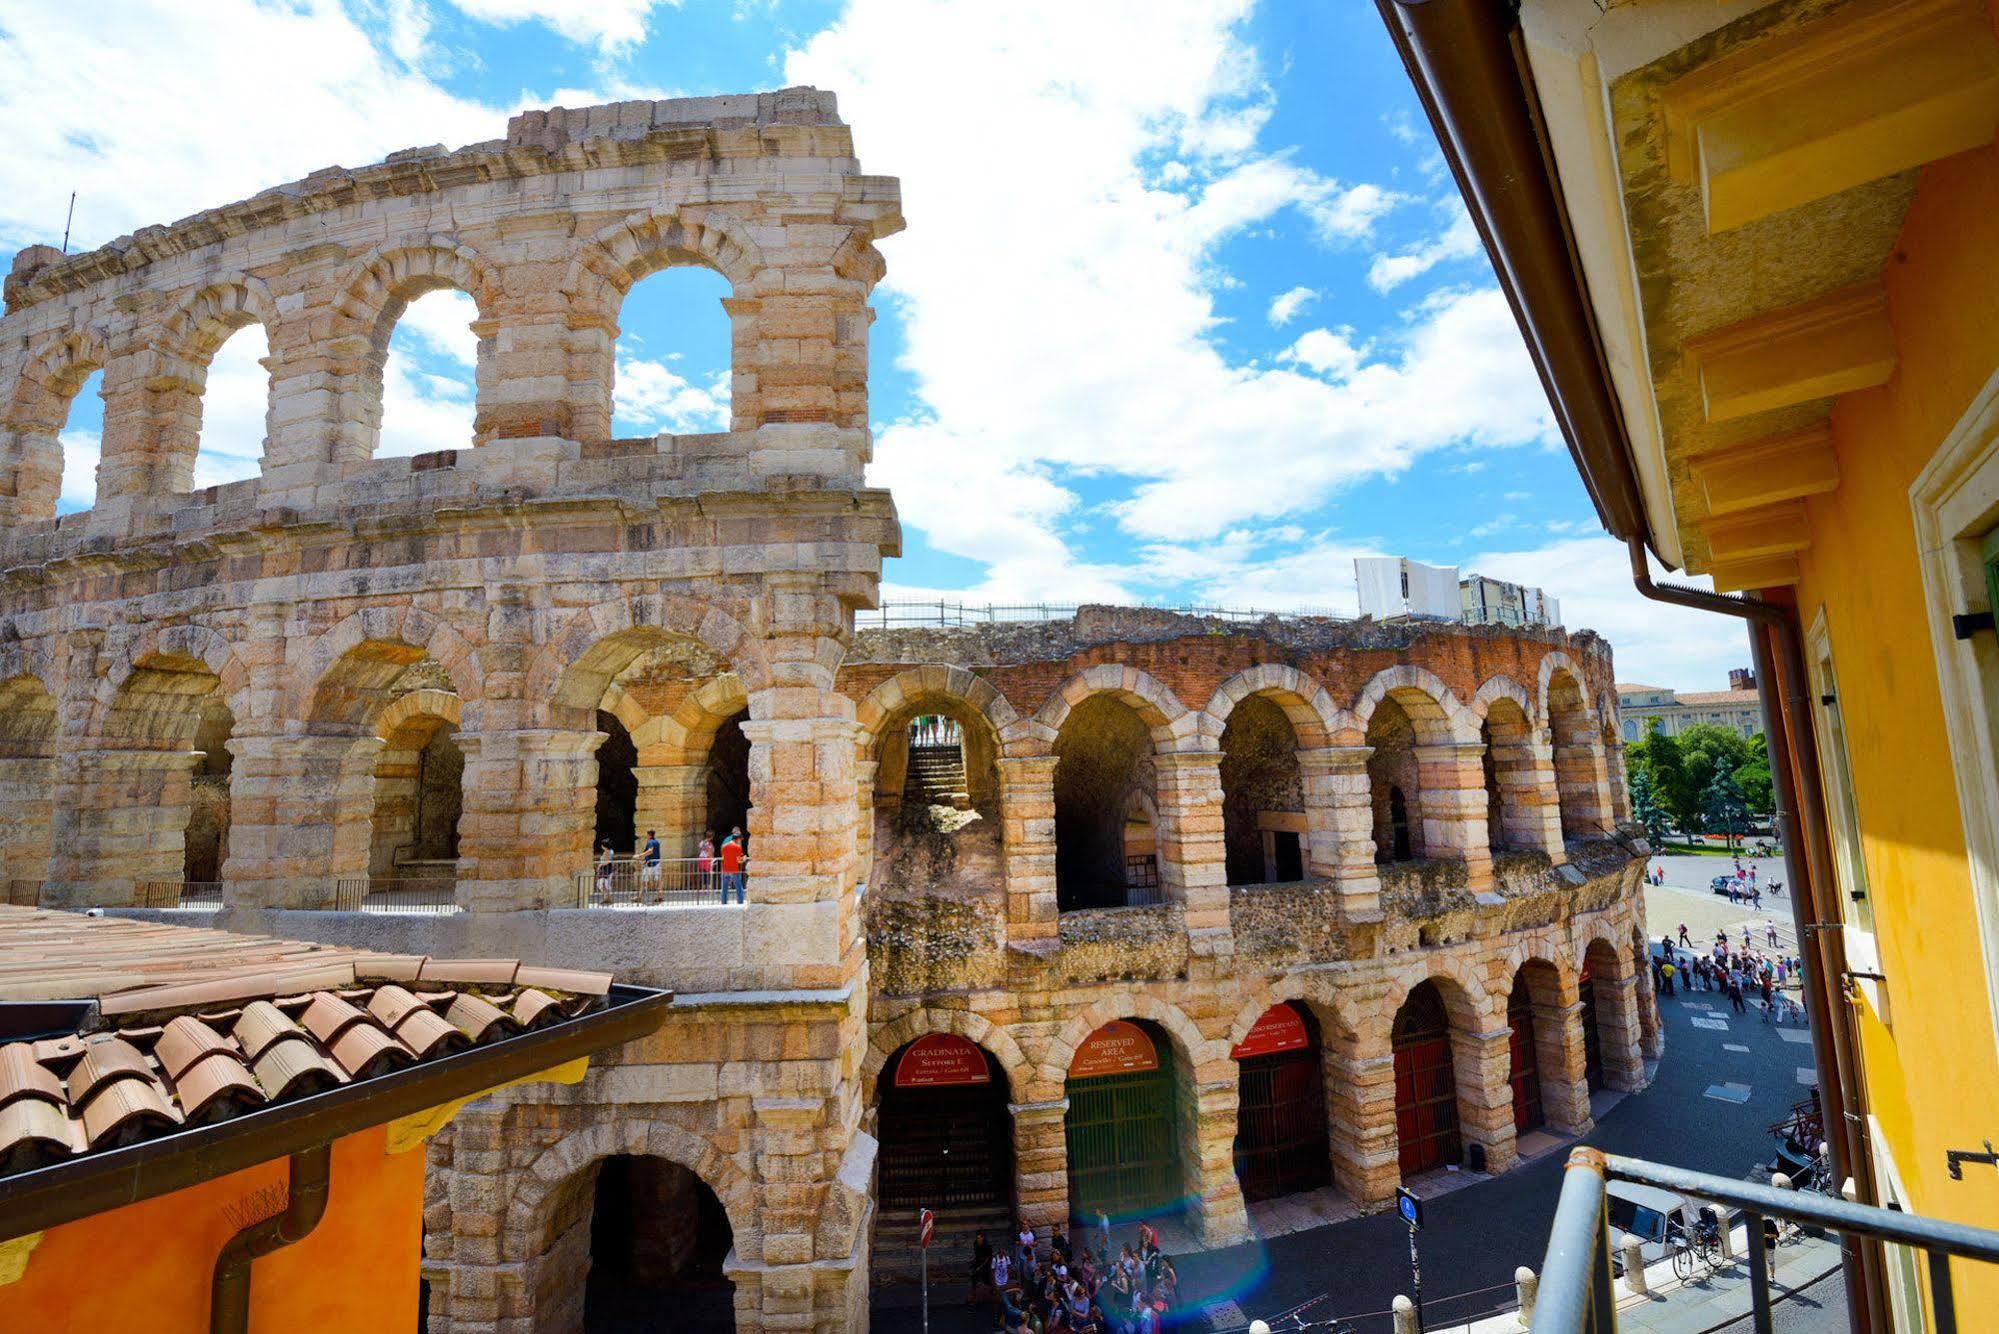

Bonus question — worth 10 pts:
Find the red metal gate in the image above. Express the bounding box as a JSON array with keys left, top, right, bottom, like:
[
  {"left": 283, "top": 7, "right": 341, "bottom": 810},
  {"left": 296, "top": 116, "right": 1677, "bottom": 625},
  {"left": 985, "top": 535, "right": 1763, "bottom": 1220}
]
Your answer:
[
  {"left": 1235, "top": 1049, "right": 1331, "bottom": 1201},
  {"left": 1393, "top": 982, "right": 1460, "bottom": 1176},
  {"left": 1580, "top": 963, "right": 1605, "bottom": 1092},
  {"left": 1507, "top": 983, "right": 1544, "bottom": 1133}
]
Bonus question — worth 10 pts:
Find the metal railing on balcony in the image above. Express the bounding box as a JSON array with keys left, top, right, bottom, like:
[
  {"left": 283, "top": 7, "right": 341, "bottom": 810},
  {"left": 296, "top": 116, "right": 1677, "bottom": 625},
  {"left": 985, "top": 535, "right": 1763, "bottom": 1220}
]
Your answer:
[
  {"left": 134, "top": 880, "right": 223, "bottom": 910},
  {"left": 331, "top": 876, "right": 460, "bottom": 915},
  {"left": 1533, "top": 1148, "right": 1999, "bottom": 1334},
  {"left": 575, "top": 856, "right": 748, "bottom": 909}
]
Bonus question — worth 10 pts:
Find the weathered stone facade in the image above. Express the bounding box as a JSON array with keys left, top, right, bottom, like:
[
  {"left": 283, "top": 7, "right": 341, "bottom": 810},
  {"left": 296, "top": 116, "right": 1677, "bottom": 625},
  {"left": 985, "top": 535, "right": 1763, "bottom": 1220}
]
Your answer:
[{"left": 0, "top": 92, "right": 1656, "bottom": 1333}]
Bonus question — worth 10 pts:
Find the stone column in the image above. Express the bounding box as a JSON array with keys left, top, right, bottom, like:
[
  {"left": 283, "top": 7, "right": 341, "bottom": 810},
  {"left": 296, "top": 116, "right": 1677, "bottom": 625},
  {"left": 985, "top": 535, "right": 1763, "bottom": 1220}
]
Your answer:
[
  {"left": 1553, "top": 733, "right": 1614, "bottom": 836},
  {"left": 87, "top": 341, "right": 157, "bottom": 520},
  {"left": 476, "top": 262, "right": 606, "bottom": 443},
  {"left": 1011, "top": 1098, "right": 1071, "bottom": 1232},
  {"left": 0, "top": 747, "right": 54, "bottom": 895},
  {"left": 260, "top": 316, "right": 342, "bottom": 501},
  {"left": 634, "top": 756, "right": 707, "bottom": 856},
  {"left": 1496, "top": 736, "right": 1566, "bottom": 859},
  {"left": 1534, "top": 998, "right": 1593, "bottom": 1136},
  {"left": 1451, "top": 1024, "right": 1520, "bottom": 1176},
  {"left": 455, "top": 727, "right": 603, "bottom": 911},
  {"left": 738, "top": 265, "right": 876, "bottom": 486},
  {"left": 45, "top": 746, "right": 196, "bottom": 907},
  {"left": 219, "top": 729, "right": 363, "bottom": 910},
  {"left": 1300, "top": 746, "right": 1381, "bottom": 920},
  {"left": 1603, "top": 738, "right": 1632, "bottom": 824},
  {"left": 1590, "top": 972, "right": 1648, "bottom": 1092},
  {"left": 1325, "top": 1044, "right": 1400, "bottom": 1206},
  {"left": 1156, "top": 749, "right": 1228, "bottom": 948},
  {"left": 998, "top": 755, "right": 1059, "bottom": 943},
  {"left": 1185, "top": 1075, "right": 1252, "bottom": 1246},
  {"left": 853, "top": 758, "right": 878, "bottom": 887},
  {"left": 1413, "top": 742, "right": 1494, "bottom": 893}
]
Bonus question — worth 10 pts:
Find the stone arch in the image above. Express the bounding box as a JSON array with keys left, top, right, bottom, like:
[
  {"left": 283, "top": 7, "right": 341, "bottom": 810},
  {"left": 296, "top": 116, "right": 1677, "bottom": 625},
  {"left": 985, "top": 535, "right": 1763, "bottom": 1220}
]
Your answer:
[
  {"left": 562, "top": 206, "right": 766, "bottom": 309},
  {"left": 1029, "top": 664, "right": 1197, "bottom": 752},
  {"left": 330, "top": 238, "right": 502, "bottom": 343},
  {"left": 1353, "top": 664, "right": 1474, "bottom": 744},
  {"left": 627, "top": 674, "right": 750, "bottom": 757},
  {"left": 372, "top": 687, "right": 462, "bottom": 742},
  {"left": 1034, "top": 991, "right": 1218, "bottom": 1099},
  {"left": 1, "top": 326, "right": 110, "bottom": 519},
  {"left": 502, "top": 1113, "right": 758, "bottom": 1264},
  {"left": 292, "top": 605, "right": 483, "bottom": 727},
  {"left": 94, "top": 622, "right": 254, "bottom": 735},
  {"left": 1381, "top": 956, "right": 1497, "bottom": 1031},
  {"left": 855, "top": 665, "right": 1020, "bottom": 757},
  {"left": 860, "top": 1006, "right": 1031, "bottom": 1107},
  {"left": 156, "top": 275, "right": 279, "bottom": 362},
  {"left": 1536, "top": 652, "right": 1599, "bottom": 729},
  {"left": 829, "top": 228, "right": 889, "bottom": 287},
  {"left": 139, "top": 276, "right": 282, "bottom": 493},
  {"left": 527, "top": 594, "right": 768, "bottom": 731},
  {"left": 1221, "top": 973, "right": 1360, "bottom": 1054},
  {"left": 1469, "top": 674, "right": 1537, "bottom": 731},
  {"left": 1200, "top": 663, "right": 1351, "bottom": 749},
  {"left": 1543, "top": 655, "right": 1609, "bottom": 838}
]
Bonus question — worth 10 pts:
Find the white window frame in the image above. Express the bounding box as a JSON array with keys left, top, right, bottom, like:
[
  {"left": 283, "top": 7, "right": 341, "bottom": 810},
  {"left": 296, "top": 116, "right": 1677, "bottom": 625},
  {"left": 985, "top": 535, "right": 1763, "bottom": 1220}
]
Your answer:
[
  {"left": 1867, "top": 1117, "right": 1930, "bottom": 1334},
  {"left": 1804, "top": 611, "right": 1881, "bottom": 992},
  {"left": 1909, "top": 363, "right": 1999, "bottom": 1052}
]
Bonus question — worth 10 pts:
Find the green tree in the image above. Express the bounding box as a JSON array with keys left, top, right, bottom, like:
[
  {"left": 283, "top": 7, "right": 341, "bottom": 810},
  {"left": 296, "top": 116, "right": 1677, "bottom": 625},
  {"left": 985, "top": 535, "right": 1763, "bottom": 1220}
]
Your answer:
[
  {"left": 1630, "top": 765, "right": 1671, "bottom": 844},
  {"left": 1631, "top": 724, "right": 1695, "bottom": 833},
  {"left": 1733, "top": 733, "right": 1774, "bottom": 818},
  {"left": 1702, "top": 769, "right": 1751, "bottom": 851}
]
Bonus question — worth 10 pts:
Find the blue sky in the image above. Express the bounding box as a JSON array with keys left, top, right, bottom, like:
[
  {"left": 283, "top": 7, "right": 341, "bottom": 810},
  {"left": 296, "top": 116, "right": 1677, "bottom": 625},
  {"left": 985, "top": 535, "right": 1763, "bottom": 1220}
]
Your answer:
[{"left": 0, "top": 0, "right": 1744, "bottom": 688}]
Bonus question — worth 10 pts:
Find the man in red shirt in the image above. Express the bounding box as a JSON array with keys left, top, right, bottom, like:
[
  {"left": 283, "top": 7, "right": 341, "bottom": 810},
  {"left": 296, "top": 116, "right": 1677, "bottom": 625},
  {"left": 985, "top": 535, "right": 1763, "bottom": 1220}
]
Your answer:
[{"left": 719, "top": 827, "right": 746, "bottom": 904}]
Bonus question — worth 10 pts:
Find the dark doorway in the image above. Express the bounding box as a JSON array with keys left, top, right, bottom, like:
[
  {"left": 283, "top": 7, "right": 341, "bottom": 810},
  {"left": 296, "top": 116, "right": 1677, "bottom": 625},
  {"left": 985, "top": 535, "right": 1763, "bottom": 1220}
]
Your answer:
[
  {"left": 1065, "top": 1020, "right": 1183, "bottom": 1223},
  {"left": 1388, "top": 787, "right": 1413, "bottom": 862},
  {"left": 595, "top": 709, "right": 638, "bottom": 855},
  {"left": 706, "top": 709, "right": 751, "bottom": 843},
  {"left": 585, "top": 1155, "right": 735, "bottom": 1333},
  {"left": 1580, "top": 962, "right": 1605, "bottom": 1092},
  {"left": 1392, "top": 981, "right": 1460, "bottom": 1177},
  {"left": 1232, "top": 1002, "right": 1331, "bottom": 1202},
  {"left": 1271, "top": 830, "right": 1304, "bottom": 883},
  {"left": 1507, "top": 980, "right": 1544, "bottom": 1133},
  {"left": 878, "top": 1036, "right": 1012, "bottom": 1210},
  {"left": 1053, "top": 695, "right": 1157, "bottom": 911}
]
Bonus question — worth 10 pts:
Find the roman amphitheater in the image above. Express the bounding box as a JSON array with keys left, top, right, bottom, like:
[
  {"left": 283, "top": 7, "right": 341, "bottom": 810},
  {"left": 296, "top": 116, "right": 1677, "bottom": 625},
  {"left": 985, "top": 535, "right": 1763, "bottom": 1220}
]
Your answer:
[{"left": 0, "top": 90, "right": 1656, "bottom": 1331}]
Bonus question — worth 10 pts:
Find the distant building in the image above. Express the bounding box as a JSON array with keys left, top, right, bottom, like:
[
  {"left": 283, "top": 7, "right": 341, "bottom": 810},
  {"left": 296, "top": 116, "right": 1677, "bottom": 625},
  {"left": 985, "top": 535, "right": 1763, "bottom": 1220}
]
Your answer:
[
  {"left": 1356, "top": 557, "right": 1561, "bottom": 627},
  {"left": 1460, "top": 573, "right": 1560, "bottom": 629},
  {"left": 1618, "top": 669, "right": 1761, "bottom": 742}
]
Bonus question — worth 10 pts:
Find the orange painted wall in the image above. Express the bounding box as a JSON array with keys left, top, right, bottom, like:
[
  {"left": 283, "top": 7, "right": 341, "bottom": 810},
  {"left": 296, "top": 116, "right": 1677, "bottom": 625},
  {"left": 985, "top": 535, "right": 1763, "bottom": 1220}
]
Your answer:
[
  {"left": 0, "top": 1124, "right": 423, "bottom": 1334},
  {"left": 1795, "top": 128, "right": 1999, "bottom": 1312}
]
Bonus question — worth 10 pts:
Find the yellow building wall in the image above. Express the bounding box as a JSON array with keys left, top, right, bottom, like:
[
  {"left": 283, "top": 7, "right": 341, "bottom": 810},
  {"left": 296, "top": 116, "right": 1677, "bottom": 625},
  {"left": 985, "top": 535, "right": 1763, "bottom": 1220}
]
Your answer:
[
  {"left": 0, "top": 1124, "right": 424, "bottom": 1333},
  {"left": 1795, "top": 129, "right": 1999, "bottom": 1308}
]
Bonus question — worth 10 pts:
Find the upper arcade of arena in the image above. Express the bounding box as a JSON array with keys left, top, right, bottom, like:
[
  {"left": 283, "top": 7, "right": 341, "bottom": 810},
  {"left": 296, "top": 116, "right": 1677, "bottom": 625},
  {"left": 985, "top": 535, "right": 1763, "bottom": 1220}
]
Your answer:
[{"left": 0, "top": 88, "right": 903, "bottom": 554}]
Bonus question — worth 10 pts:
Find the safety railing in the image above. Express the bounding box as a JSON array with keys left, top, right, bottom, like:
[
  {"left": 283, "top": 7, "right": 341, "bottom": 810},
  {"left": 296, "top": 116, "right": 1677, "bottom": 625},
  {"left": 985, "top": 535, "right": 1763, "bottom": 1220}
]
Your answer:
[
  {"left": 331, "top": 876, "right": 460, "bottom": 914},
  {"left": 1532, "top": 1148, "right": 1999, "bottom": 1334},
  {"left": 134, "top": 880, "right": 224, "bottom": 910},
  {"left": 574, "top": 856, "right": 748, "bottom": 909}
]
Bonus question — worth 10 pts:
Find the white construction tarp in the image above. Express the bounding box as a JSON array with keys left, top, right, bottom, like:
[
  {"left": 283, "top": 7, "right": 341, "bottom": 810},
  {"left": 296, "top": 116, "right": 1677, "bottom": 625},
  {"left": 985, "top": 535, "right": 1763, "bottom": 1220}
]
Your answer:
[
  {"left": 1355, "top": 557, "right": 1403, "bottom": 620},
  {"left": 1407, "top": 560, "right": 1461, "bottom": 619}
]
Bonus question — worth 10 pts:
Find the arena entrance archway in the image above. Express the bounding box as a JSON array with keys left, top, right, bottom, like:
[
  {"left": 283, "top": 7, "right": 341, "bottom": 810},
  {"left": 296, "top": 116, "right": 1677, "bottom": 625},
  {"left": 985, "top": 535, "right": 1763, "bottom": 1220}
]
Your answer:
[
  {"left": 1392, "top": 981, "right": 1460, "bottom": 1178},
  {"left": 1506, "top": 975, "right": 1544, "bottom": 1134},
  {"left": 1064, "top": 1019, "right": 1184, "bottom": 1223},
  {"left": 1231, "top": 1001, "right": 1331, "bottom": 1201},
  {"left": 1580, "top": 954, "right": 1606, "bottom": 1092},
  {"left": 877, "top": 1033, "right": 1013, "bottom": 1212},
  {"left": 582, "top": 1154, "right": 735, "bottom": 1333}
]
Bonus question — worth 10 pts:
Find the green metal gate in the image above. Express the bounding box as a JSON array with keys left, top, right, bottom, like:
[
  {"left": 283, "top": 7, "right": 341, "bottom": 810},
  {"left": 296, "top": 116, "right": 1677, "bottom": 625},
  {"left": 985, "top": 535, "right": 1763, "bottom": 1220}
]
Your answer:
[{"left": 1065, "top": 1066, "right": 1182, "bottom": 1222}]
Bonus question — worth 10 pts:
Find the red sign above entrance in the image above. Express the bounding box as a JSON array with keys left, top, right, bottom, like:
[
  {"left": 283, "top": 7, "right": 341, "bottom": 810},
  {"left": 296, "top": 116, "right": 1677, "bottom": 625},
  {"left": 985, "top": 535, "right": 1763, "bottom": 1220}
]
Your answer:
[
  {"left": 893, "top": 1033, "right": 992, "bottom": 1088},
  {"left": 1068, "top": 1020, "right": 1160, "bottom": 1079},
  {"left": 1230, "top": 1004, "right": 1310, "bottom": 1061}
]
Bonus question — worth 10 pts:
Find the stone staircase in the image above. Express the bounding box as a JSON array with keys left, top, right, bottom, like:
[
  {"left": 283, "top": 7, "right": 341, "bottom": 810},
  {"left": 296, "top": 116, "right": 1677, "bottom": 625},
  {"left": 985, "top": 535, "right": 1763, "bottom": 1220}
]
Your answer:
[
  {"left": 903, "top": 743, "right": 971, "bottom": 810},
  {"left": 871, "top": 1201, "right": 1013, "bottom": 1287}
]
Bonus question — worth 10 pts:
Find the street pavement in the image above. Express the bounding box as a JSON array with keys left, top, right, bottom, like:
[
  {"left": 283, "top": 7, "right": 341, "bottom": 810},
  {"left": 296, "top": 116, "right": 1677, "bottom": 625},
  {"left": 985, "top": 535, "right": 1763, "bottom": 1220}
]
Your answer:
[{"left": 872, "top": 852, "right": 1830, "bottom": 1333}]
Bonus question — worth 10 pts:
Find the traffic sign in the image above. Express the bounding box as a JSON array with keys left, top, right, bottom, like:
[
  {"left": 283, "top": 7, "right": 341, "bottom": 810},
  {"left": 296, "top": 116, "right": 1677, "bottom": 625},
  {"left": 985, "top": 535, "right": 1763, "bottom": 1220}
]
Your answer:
[
  {"left": 919, "top": 1207, "right": 934, "bottom": 1248},
  {"left": 1396, "top": 1186, "right": 1424, "bottom": 1230}
]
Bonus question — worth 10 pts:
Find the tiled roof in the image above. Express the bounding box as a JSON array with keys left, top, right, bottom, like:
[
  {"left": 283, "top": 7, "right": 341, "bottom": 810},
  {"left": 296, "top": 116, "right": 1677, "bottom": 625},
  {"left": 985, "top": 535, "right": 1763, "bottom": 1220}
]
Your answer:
[
  {"left": 0, "top": 906, "right": 614, "bottom": 1180},
  {"left": 1615, "top": 683, "right": 1670, "bottom": 694},
  {"left": 1673, "top": 689, "right": 1759, "bottom": 705}
]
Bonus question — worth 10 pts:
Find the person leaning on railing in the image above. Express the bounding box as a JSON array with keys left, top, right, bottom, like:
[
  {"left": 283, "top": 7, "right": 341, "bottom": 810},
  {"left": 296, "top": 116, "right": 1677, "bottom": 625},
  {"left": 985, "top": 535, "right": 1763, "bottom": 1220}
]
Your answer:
[{"left": 719, "top": 827, "right": 746, "bottom": 904}]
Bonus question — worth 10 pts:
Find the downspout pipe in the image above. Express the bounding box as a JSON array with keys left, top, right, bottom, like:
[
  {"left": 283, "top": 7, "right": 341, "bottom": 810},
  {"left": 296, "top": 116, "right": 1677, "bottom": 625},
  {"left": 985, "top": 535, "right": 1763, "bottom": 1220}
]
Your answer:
[
  {"left": 211, "top": 1143, "right": 332, "bottom": 1334},
  {"left": 1625, "top": 538, "right": 1884, "bottom": 1333}
]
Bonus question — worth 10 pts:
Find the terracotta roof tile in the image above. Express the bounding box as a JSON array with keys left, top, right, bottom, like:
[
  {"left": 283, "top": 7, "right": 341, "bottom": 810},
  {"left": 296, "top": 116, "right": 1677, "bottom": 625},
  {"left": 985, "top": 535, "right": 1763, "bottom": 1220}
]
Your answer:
[
  {"left": 417, "top": 958, "right": 519, "bottom": 987},
  {"left": 77, "top": 1073, "right": 180, "bottom": 1148},
  {"left": 445, "top": 992, "right": 517, "bottom": 1044},
  {"left": 66, "top": 1039, "right": 153, "bottom": 1107},
  {"left": 0, "top": 1097, "right": 82, "bottom": 1172},
  {"left": 154, "top": 1017, "right": 238, "bottom": 1082},
  {"left": 246, "top": 1035, "right": 346, "bottom": 1102},
  {"left": 514, "top": 966, "right": 612, "bottom": 997},
  {"left": 368, "top": 986, "right": 465, "bottom": 1059},
  {"left": 231, "top": 1001, "right": 301, "bottom": 1063},
  {"left": 171, "top": 1051, "right": 264, "bottom": 1124},
  {"left": 327, "top": 1024, "right": 413, "bottom": 1081},
  {"left": 511, "top": 989, "right": 563, "bottom": 1030},
  {"left": 0, "top": 1043, "right": 65, "bottom": 1107}
]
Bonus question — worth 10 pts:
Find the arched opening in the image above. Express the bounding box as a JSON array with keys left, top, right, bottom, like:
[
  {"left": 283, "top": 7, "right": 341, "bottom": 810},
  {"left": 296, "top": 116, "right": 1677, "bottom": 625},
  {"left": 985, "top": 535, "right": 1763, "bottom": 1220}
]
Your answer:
[
  {"left": 1481, "top": 698, "right": 1538, "bottom": 852},
  {"left": 1064, "top": 1018, "right": 1187, "bottom": 1224},
  {"left": 375, "top": 288, "right": 479, "bottom": 459},
  {"left": 1581, "top": 941, "right": 1621, "bottom": 1093},
  {"left": 705, "top": 708, "right": 751, "bottom": 848},
  {"left": 580, "top": 1155, "right": 736, "bottom": 1333},
  {"left": 182, "top": 697, "right": 235, "bottom": 886},
  {"left": 594, "top": 710, "right": 638, "bottom": 856},
  {"left": 368, "top": 710, "right": 463, "bottom": 891},
  {"left": 867, "top": 699, "right": 1002, "bottom": 897},
  {"left": 875, "top": 1033, "right": 1014, "bottom": 1282},
  {"left": 0, "top": 674, "right": 59, "bottom": 901},
  {"left": 610, "top": 265, "right": 733, "bottom": 440},
  {"left": 1053, "top": 695, "right": 1161, "bottom": 910},
  {"left": 1368, "top": 697, "right": 1424, "bottom": 864},
  {"left": 180, "top": 322, "right": 272, "bottom": 492},
  {"left": 1506, "top": 972, "right": 1544, "bottom": 1134},
  {"left": 1232, "top": 1001, "right": 1331, "bottom": 1201},
  {"left": 1220, "top": 696, "right": 1306, "bottom": 886},
  {"left": 1392, "top": 981, "right": 1460, "bottom": 1178},
  {"left": 1548, "top": 670, "right": 1604, "bottom": 838},
  {"left": 50, "top": 366, "right": 105, "bottom": 515}
]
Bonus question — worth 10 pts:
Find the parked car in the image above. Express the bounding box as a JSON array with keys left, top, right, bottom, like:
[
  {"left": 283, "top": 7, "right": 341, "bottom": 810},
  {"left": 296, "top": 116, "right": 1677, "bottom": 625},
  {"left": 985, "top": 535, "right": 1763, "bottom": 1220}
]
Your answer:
[{"left": 1606, "top": 1181, "right": 1735, "bottom": 1271}]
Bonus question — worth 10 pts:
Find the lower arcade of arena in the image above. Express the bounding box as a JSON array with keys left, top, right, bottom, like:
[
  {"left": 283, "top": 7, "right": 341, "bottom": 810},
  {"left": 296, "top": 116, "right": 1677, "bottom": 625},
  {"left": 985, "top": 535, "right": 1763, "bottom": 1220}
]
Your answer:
[{"left": 59, "top": 610, "right": 1653, "bottom": 1333}]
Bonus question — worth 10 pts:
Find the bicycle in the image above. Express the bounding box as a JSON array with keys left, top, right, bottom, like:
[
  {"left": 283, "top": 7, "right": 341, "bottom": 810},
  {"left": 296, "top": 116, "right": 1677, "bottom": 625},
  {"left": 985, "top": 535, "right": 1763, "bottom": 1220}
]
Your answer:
[{"left": 1669, "top": 1212, "right": 1725, "bottom": 1282}]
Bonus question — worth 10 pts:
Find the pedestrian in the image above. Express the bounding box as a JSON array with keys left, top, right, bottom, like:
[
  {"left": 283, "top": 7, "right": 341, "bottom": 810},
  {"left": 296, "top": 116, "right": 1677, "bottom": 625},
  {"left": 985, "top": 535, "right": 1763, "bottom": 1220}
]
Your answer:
[
  {"left": 1660, "top": 957, "right": 1676, "bottom": 996},
  {"left": 639, "top": 827, "right": 663, "bottom": 900},
  {"left": 719, "top": 826, "right": 746, "bottom": 904},
  {"left": 1098, "top": 1209, "right": 1111, "bottom": 1259},
  {"left": 697, "top": 831, "right": 716, "bottom": 893},
  {"left": 970, "top": 1230, "right": 995, "bottom": 1307},
  {"left": 1728, "top": 975, "right": 1746, "bottom": 1014},
  {"left": 1752, "top": 886, "right": 1763, "bottom": 909},
  {"left": 991, "top": 1250, "right": 1012, "bottom": 1307},
  {"left": 1017, "top": 1218, "right": 1037, "bottom": 1275},
  {"left": 1678, "top": 923, "right": 1691, "bottom": 948},
  {"left": 594, "top": 840, "right": 615, "bottom": 898}
]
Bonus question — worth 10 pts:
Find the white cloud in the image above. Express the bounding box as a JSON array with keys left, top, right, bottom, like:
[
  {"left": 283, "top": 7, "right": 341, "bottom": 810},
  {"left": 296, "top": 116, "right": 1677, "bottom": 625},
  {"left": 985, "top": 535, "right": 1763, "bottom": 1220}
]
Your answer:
[
  {"left": 1469, "top": 536, "right": 1750, "bottom": 691},
  {"left": 1278, "top": 327, "right": 1361, "bottom": 381},
  {"left": 444, "top": 0, "right": 669, "bottom": 53},
  {"left": 1267, "top": 285, "right": 1317, "bottom": 326},
  {"left": 393, "top": 289, "right": 480, "bottom": 367},
  {"left": 189, "top": 325, "right": 273, "bottom": 488},
  {"left": 613, "top": 357, "right": 730, "bottom": 436},
  {"left": 58, "top": 428, "right": 99, "bottom": 510},
  {"left": 1368, "top": 201, "right": 1482, "bottom": 292},
  {"left": 786, "top": 2, "right": 1549, "bottom": 580}
]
